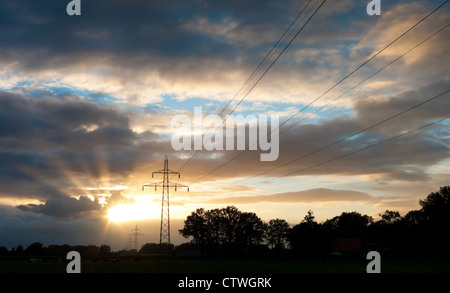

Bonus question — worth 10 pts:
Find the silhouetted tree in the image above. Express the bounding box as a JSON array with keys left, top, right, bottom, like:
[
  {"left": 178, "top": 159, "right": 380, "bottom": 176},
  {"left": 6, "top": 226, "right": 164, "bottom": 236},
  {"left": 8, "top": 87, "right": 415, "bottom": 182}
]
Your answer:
[
  {"left": 303, "top": 209, "right": 316, "bottom": 224},
  {"left": 402, "top": 209, "right": 424, "bottom": 227},
  {"left": 217, "top": 206, "right": 242, "bottom": 244},
  {"left": 367, "top": 210, "right": 405, "bottom": 256},
  {"left": 24, "top": 242, "right": 45, "bottom": 256},
  {"left": 46, "top": 244, "right": 72, "bottom": 257},
  {"left": 99, "top": 244, "right": 111, "bottom": 257},
  {"left": 179, "top": 206, "right": 266, "bottom": 256},
  {"left": 265, "top": 219, "right": 290, "bottom": 250},
  {"left": 336, "top": 211, "right": 373, "bottom": 237},
  {"left": 417, "top": 186, "right": 450, "bottom": 258},
  {"left": 419, "top": 186, "right": 450, "bottom": 226},
  {"left": 139, "top": 243, "right": 160, "bottom": 254},
  {"left": 290, "top": 210, "right": 325, "bottom": 258},
  {"left": 379, "top": 210, "right": 401, "bottom": 224},
  {"left": 400, "top": 209, "right": 426, "bottom": 245},
  {"left": 180, "top": 206, "right": 264, "bottom": 246},
  {"left": 235, "top": 211, "right": 266, "bottom": 246},
  {"left": 0, "top": 246, "right": 9, "bottom": 256},
  {"left": 15, "top": 245, "right": 24, "bottom": 255},
  {"left": 179, "top": 208, "right": 209, "bottom": 245}
]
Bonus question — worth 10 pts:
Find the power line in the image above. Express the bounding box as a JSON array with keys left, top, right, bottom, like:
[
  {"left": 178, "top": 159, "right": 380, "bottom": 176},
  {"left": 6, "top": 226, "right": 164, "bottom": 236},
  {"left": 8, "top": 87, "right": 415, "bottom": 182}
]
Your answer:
[
  {"left": 235, "top": 23, "right": 450, "bottom": 180},
  {"left": 217, "top": 0, "right": 328, "bottom": 130},
  {"left": 172, "top": 0, "right": 314, "bottom": 170},
  {"left": 173, "top": 0, "right": 311, "bottom": 170},
  {"left": 278, "top": 115, "right": 449, "bottom": 179},
  {"left": 196, "top": 85, "right": 449, "bottom": 183},
  {"left": 278, "top": 0, "right": 449, "bottom": 131},
  {"left": 279, "top": 24, "right": 449, "bottom": 135},
  {"left": 178, "top": 0, "right": 324, "bottom": 172},
  {"left": 217, "top": 0, "right": 314, "bottom": 118},
  {"left": 192, "top": 2, "right": 449, "bottom": 181},
  {"left": 177, "top": 0, "right": 327, "bottom": 172},
  {"left": 245, "top": 88, "right": 450, "bottom": 181}
]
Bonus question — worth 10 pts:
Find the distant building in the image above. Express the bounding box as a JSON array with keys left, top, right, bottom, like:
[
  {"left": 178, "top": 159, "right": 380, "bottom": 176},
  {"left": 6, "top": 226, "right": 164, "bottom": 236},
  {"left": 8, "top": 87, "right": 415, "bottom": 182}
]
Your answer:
[{"left": 332, "top": 238, "right": 369, "bottom": 258}]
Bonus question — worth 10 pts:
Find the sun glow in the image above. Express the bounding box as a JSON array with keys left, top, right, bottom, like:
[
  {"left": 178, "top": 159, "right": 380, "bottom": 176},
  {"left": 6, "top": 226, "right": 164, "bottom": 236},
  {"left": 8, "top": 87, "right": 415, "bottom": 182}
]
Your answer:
[{"left": 107, "top": 203, "right": 161, "bottom": 222}]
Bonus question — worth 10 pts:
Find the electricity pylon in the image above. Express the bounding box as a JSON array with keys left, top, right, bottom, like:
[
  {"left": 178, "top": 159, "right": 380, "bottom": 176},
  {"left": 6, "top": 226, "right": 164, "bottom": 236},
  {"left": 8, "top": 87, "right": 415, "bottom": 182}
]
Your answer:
[
  {"left": 129, "top": 225, "right": 144, "bottom": 251},
  {"left": 142, "top": 155, "right": 189, "bottom": 254}
]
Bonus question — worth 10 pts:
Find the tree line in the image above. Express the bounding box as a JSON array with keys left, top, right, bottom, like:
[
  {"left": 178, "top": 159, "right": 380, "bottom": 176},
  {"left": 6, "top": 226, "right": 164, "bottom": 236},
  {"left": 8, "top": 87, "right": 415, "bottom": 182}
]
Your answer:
[
  {"left": 0, "top": 243, "right": 113, "bottom": 259},
  {"left": 0, "top": 241, "right": 176, "bottom": 259},
  {"left": 178, "top": 186, "right": 450, "bottom": 259},
  {"left": 1, "top": 186, "right": 449, "bottom": 260}
]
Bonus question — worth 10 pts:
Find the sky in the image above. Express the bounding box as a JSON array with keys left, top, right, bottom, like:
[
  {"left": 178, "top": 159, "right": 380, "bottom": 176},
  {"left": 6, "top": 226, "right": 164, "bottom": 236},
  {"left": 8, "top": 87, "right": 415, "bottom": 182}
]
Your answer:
[{"left": 0, "top": 0, "right": 449, "bottom": 251}]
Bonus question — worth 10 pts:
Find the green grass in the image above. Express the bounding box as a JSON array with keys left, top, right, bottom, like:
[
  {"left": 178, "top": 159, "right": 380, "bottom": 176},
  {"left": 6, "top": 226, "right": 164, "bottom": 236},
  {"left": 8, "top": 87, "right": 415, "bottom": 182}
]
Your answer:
[{"left": 1, "top": 259, "right": 449, "bottom": 273}]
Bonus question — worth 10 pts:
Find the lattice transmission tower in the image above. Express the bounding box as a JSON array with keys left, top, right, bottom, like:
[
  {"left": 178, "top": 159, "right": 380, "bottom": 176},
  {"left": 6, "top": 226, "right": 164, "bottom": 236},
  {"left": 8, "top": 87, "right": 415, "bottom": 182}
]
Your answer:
[
  {"left": 129, "top": 224, "right": 144, "bottom": 251},
  {"left": 142, "top": 155, "right": 188, "bottom": 254}
]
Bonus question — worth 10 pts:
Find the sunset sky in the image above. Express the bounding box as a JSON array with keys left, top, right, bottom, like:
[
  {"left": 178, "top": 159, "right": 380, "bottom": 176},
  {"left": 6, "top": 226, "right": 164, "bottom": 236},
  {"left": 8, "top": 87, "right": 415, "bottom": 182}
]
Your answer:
[{"left": 0, "top": 0, "right": 449, "bottom": 250}]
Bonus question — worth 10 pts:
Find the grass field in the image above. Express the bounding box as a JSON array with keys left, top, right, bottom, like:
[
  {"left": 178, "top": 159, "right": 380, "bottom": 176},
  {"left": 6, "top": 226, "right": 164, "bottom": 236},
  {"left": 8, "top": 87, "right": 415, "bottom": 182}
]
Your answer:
[{"left": 1, "top": 258, "right": 449, "bottom": 273}]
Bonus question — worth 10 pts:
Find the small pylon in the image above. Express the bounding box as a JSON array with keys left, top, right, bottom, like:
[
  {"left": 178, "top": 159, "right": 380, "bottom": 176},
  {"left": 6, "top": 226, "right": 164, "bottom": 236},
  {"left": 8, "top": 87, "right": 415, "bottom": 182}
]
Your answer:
[{"left": 129, "top": 224, "right": 144, "bottom": 251}]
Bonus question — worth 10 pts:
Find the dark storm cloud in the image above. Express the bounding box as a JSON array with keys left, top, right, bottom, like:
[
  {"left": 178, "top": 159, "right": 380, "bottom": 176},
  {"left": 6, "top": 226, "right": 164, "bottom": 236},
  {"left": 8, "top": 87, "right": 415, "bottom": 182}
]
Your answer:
[
  {"left": 0, "top": 91, "right": 134, "bottom": 158},
  {"left": 14, "top": 189, "right": 137, "bottom": 219},
  {"left": 353, "top": 80, "right": 450, "bottom": 133},
  {"left": 0, "top": 0, "right": 321, "bottom": 107},
  {"left": 17, "top": 195, "right": 101, "bottom": 219},
  {"left": 0, "top": 91, "right": 170, "bottom": 202},
  {"left": 0, "top": 0, "right": 302, "bottom": 71},
  {"left": 0, "top": 92, "right": 128, "bottom": 139}
]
